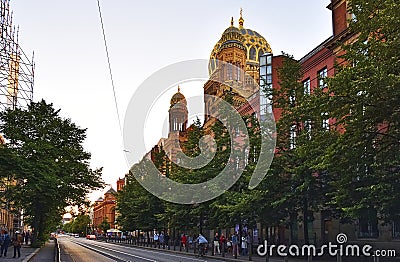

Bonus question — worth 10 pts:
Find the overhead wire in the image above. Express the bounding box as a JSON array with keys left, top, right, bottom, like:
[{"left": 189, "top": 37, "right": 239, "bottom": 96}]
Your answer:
[{"left": 96, "top": 0, "right": 123, "bottom": 139}]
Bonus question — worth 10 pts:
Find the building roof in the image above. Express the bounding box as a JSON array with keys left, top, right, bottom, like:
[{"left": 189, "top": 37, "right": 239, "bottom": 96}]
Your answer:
[
  {"left": 209, "top": 13, "right": 272, "bottom": 75},
  {"left": 105, "top": 187, "right": 117, "bottom": 195},
  {"left": 170, "top": 86, "right": 187, "bottom": 108}
]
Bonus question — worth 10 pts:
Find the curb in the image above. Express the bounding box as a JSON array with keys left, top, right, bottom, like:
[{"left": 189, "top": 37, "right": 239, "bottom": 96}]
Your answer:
[{"left": 21, "top": 247, "right": 40, "bottom": 262}]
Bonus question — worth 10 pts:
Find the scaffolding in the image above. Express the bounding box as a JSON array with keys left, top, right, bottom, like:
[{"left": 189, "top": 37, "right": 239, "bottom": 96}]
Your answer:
[
  {"left": 0, "top": 0, "right": 34, "bottom": 111},
  {"left": 0, "top": 0, "right": 32, "bottom": 234}
]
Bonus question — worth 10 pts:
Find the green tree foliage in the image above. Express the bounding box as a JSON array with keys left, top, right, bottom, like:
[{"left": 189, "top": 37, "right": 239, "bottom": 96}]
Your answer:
[
  {"left": 327, "top": 0, "right": 400, "bottom": 221},
  {"left": 0, "top": 100, "right": 103, "bottom": 246},
  {"left": 266, "top": 54, "right": 336, "bottom": 244},
  {"left": 116, "top": 163, "right": 164, "bottom": 232},
  {"left": 99, "top": 218, "right": 111, "bottom": 233},
  {"left": 63, "top": 214, "right": 91, "bottom": 235}
]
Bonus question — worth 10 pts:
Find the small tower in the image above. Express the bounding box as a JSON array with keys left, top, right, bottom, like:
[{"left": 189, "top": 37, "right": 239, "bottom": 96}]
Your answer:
[
  {"left": 238, "top": 8, "right": 244, "bottom": 29},
  {"left": 168, "top": 86, "right": 188, "bottom": 133}
]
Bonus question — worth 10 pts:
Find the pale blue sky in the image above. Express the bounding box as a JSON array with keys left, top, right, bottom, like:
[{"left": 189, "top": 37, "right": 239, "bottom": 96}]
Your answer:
[{"left": 11, "top": 0, "right": 332, "bottom": 198}]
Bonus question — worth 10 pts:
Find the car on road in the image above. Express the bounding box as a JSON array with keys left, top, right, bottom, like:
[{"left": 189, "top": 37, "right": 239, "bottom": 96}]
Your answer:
[
  {"left": 73, "top": 234, "right": 80, "bottom": 238},
  {"left": 86, "top": 234, "right": 96, "bottom": 240}
]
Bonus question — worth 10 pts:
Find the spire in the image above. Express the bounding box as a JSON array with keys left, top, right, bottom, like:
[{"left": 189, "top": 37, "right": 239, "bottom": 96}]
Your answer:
[
  {"left": 239, "top": 8, "right": 244, "bottom": 29},
  {"left": 178, "top": 85, "right": 180, "bottom": 92},
  {"left": 231, "top": 16, "right": 234, "bottom": 26}
]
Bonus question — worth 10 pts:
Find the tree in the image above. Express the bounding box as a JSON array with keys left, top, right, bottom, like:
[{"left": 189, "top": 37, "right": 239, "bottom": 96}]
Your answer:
[
  {"left": 263, "top": 54, "right": 335, "bottom": 244},
  {"left": 116, "top": 163, "right": 164, "bottom": 233},
  {"left": 327, "top": 0, "right": 400, "bottom": 222},
  {"left": 99, "top": 218, "right": 111, "bottom": 233},
  {"left": 0, "top": 100, "right": 103, "bottom": 246},
  {"left": 63, "top": 214, "right": 91, "bottom": 235}
]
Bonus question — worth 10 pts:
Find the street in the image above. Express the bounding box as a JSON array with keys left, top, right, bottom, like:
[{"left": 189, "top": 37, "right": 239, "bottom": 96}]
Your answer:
[{"left": 58, "top": 236, "right": 223, "bottom": 262}]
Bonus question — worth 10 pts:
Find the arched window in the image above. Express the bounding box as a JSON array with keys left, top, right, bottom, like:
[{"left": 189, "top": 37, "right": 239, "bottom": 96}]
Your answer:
[{"left": 249, "top": 47, "right": 256, "bottom": 61}]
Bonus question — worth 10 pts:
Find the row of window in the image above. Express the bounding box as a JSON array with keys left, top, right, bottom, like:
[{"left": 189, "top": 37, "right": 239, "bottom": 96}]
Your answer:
[
  {"left": 225, "top": 62, "right": 242, "bottom": 81},
  {"left": 303, "top": 67, "right": 328, "bottom": 95},
  {"left": 289, "top": 118, "right": 330, "bottom": 148}
]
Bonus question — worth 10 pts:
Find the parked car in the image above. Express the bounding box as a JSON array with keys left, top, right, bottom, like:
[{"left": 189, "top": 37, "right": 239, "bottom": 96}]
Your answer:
[
  {"left": 86, "top": 234, "right": 96, "bottom": 240},
  {"left": 73, "top": 234, "right": 80, "bottom": 238}
]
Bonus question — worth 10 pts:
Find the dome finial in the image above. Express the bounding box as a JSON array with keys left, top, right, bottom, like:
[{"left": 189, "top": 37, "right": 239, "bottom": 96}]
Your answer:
[
  {"left": 178, "top": 85, "right": 180, "bottom": 92},
  {"left": 231, "top": 17, "right": 234, "bottom": 26},
  {"left": 239, "top": 8, "right": 244, "bottom": 29}
]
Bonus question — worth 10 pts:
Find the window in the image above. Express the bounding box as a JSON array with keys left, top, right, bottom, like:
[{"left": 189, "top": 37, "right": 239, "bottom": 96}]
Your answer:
[
  {"left": 227, "top": 63, "right": 233, "bottom": 80},
  {"left": 249, "top": 47, "right": 256, "bottom": 61},
  {"left": 289, "top": 91, "right": 295, "bottom": 106},
  {"left": 236, "top": 63, "right": 241, "bottom": 81},
  {"left": 266, "top": 65, "right": 272, "bottom": 75},
  {"left": 303, "top": 78, "right": 310, "bottom": 95},
  {"left": 304, "top": 120, "right": 312, "bottom": 139},
  {"left": 321, "top": 112, "right": 329, "bottom": 130},
  {"left": 358, "top": 209, "right": 378, "bottom": 238},
  {"left": 290, "top": 125, "right": 296, "bottom": 149},
  {"left": 318, "top": 67, "right": 328, "bottom": 89},
  {"left": 351, "top": 12, "right": 357, "bottom": 22}
]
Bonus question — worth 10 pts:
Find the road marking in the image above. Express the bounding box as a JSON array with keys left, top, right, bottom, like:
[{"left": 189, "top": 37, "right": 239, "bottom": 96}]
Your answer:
[
  {"left": 109, "top": 245, "right": 208, "bottom": 262},
  {"left": 72, "top": 240, "right": 156, "bottom": 262}
]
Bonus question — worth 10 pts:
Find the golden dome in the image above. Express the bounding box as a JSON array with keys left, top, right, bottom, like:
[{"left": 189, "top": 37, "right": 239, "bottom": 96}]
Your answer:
[
  {"left": 170, "top": 86, "right": 187, "bottom": 108},
  {"left": 217, "top": 21, "right": 246, "bottom": 53},
  {"left": 209, "top": 12, "right": 272, "bottom": 74}
]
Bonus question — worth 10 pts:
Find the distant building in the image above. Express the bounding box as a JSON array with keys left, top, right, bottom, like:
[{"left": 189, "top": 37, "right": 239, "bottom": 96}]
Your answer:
[{"left": 92, "top": 188, "right": 117, "bottom": 233}]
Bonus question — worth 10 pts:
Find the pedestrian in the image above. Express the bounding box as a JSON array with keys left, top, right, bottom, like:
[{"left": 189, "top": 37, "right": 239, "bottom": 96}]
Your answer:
[
  {"left": 25, "top": 230, "right": 30, "bottom": 245},
  {"left": 231, "top": 232, "right": 239, "bottom": 257},
  {"left": 159, "top": 232, "right": 164, "bottom": 248},
  {"left": 219, "top": 233, "right": 226, "bottom": 254},
  {"left": 188, "top": 235, "right": 193, "bottom": 248},
  {"left": 0, "top": 230, "right": 4, "bottom": 255},
  {"left": 213, "top": 232, "right": 220, "bottom": 255},
  {"left": 241, "top": 236, "right": 247, "bottom": 256},
  {"left": 181, "top": 234, "right": 187, "bottom": 249},
  {"left": 13, "top": 231, "right": 22, "bottom": 258},
  {"left": 226, "top": 234, "right": 232, "bottom": 254},
  {"left": 0, "top": 230, "right": 11, "bottom": 257},
  {"left": 164, "top": 232, "right": 170, "bottom": 248},
  {"left": 154, "top": 232, "right": 159, "bottom": 245}
]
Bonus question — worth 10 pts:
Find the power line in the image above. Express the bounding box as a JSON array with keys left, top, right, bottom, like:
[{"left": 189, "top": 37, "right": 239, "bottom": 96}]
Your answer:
[{"left": 96, "top": 0, "right": 123, "bottom": 138}]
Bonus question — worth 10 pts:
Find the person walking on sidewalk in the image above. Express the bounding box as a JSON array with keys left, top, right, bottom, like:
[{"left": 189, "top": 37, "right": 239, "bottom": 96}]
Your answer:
[
  {"left": 181, "top": 234, "right": 187, "bottom": 249},
  {"left": 0, "top": 231, "right": 11, "bottom": 257},
  {"left": 219, "top": 233, "right": 226, "bottom": 255},
  {"left": 231, "top": 232, "right": 239, "bottom": 258},
  {"left": 13, "top": 231, "right": 23, "bottom": 258},
  {"left": 213, "top": 232, "right": 220, "bottom": 255},
  {"left": 241, "top": 236, "right": 248, "bottom": 256}
]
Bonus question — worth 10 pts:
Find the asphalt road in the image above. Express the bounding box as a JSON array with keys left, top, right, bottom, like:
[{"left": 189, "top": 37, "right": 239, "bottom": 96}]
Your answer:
[{"left": 58, "top": 236, "right": 222, "bottom": 262}]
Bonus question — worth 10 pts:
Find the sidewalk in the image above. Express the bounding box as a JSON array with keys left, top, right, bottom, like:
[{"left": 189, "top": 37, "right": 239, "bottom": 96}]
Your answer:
[
  {"left": 0, "top": 244, "right": 38, "bottom": 262},
  {"left": 22, "top": 239, "right": 55, "bottom": 262}
]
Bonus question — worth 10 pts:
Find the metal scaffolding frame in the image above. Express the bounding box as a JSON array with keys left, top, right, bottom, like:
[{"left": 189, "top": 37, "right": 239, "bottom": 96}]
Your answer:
[
  {"left": 0, "top": 0, "right": 32, "bottom": 234},
  {"left": 0, "top": 0, "right": 34, "bottom": 111}
]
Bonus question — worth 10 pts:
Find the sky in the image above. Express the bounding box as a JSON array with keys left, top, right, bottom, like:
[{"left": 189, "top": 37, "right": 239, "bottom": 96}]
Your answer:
[{"left": 10, "top": 0, "right": 332, "bottom": 200}]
